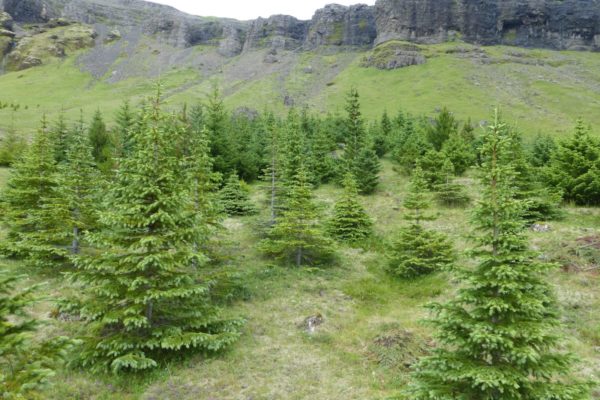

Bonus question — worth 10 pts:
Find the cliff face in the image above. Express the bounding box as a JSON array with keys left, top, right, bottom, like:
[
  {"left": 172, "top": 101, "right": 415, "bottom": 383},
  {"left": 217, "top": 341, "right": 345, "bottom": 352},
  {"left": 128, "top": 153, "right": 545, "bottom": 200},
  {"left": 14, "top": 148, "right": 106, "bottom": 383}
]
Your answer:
[
  {"left": 375, "top": 0, "right": 600, "bottom": 51},
  {"left": 0, "top": 0, "right": 599, "bottom": 68}
]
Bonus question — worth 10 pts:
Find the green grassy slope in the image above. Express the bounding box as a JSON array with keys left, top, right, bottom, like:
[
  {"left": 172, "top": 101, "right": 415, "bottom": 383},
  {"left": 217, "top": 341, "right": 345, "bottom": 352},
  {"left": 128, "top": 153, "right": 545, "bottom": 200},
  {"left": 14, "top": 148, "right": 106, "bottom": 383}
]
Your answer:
[
  {"left": 2, "top": 160, "right": 599, "bottom": 399},
  {"left": 1, "top": 42, "right": 600, "bottom": 138}
]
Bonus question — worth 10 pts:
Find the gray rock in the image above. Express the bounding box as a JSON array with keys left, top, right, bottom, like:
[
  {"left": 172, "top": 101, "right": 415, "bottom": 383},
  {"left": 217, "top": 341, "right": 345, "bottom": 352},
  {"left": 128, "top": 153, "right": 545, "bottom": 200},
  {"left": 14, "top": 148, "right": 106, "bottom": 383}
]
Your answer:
[
  {"left": 375, "top": 0, "right": 600, "bottom": 51},
  {"left": 243, "top": 15, "right": 308, "bottom": 52},
  {"left": 306, "top": 3, "right": 376, "bottom": 48}
]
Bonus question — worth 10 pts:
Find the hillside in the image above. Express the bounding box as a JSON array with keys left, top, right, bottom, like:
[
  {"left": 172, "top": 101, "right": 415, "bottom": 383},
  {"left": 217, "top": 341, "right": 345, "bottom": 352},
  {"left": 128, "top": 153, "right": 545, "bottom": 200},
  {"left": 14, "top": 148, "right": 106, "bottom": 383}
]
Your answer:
[{"left": 1, "top": 0, "right": 600, "bottom": 137}]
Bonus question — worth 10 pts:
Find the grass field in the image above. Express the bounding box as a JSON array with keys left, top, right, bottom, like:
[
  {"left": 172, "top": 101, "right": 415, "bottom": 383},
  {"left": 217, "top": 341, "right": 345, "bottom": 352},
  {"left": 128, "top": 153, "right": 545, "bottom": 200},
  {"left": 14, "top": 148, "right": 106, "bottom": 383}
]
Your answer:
[
  {"left": 1, "top": 42, "right": 600, "bottom": 139},
  {"left": 3, "top": 159, "right": 599, "bottom": 399}
]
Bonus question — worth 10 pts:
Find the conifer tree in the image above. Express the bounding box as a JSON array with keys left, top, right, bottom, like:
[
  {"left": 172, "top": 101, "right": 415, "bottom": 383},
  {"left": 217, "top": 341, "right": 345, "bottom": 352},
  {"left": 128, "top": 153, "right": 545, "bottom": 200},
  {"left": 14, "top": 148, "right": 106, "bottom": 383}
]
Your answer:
[
  {"left": 260, "top": 165, "right": 334, "bottom": 267},
  {"left": 426, "top": 107, "right": 458, "bottom": 151},
  {"left": 205, "top": 86, "right": 233, "bottom": 174},
  {"left": 50, "top": 112, "right": 70, "bottom": 164},
  {"left": 340, "top": 89, "right": 380, "bottom": 193},
  {"left": 57, "top": 121, "right": 101, "bottom": 254},
  {"left": 418, "top": 149, "right": 450, "bottom": 189},
  {"left": 434, "top": 158, "right": 470, "bottom": 207},
  {"left": 0, "top": 273, "right": 72, "bottom": 398},
  {"left": 328, "top": 173, "right": 372, "bottom": 243},
  {"left": 387, "top": 166, "right": 454, "bottom": 279},
  {"left": 529, "top": 133, "right": 557, "bottom": 168},
  {"left": 219, "top": 173, "right": 256, "bottom": 216},
  {"left": 354, "top": 146, "right": 380, "bottom": 194},
  {"left": 261, "top": 113, "right": 285, "bottom": 226},
  {"left": 0, "top": 113, "right": 26, "bottom": 167},
  {"left": 112, "top": 101, "right": 135, "bottom": 160},
  {"left": 441, "top": 129, "right": 475, "bottom": 175},
  {"left": 392, "top": 117, "right": 431, "bottom": 173},
  {"left": 408, "top": 112, "right": 589, "bottom": 399},
  {"left": 70, "top": 94, "right": 241, "bottom": 373},
  {"left": 311, "top": 125, "right": 336, "bottom": 184},
  {"left": 0, "top": 117, "right": 67, "bottom": 265},
  {"left": 88, "top": 110, "right": 112, "bottom": 173},
  {"left": 544, "top": 118, "right": 600, "bottom": 205}
]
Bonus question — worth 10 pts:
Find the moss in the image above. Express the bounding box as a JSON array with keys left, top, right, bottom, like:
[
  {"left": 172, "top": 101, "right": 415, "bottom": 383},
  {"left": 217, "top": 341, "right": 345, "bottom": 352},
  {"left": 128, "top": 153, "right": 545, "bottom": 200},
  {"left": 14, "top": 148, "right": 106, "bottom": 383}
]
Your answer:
[{"left": 328, "top": 22, "right": 344, "bottom": 45}]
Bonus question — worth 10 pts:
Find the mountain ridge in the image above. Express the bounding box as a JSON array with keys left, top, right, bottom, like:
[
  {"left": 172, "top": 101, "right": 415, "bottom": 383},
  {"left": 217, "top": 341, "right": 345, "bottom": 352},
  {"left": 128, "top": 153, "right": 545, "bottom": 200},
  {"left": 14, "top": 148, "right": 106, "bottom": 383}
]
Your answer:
[{"left": 1, "top": 0, "right": 599, "bottom": 64}]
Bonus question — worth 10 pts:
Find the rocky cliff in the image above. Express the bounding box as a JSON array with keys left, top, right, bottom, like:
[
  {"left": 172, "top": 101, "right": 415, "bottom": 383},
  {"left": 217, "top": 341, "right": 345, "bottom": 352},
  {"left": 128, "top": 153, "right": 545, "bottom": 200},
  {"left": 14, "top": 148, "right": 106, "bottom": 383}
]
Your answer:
[{"left": 0, "top": 0, "right": 599, "bottom": 71}]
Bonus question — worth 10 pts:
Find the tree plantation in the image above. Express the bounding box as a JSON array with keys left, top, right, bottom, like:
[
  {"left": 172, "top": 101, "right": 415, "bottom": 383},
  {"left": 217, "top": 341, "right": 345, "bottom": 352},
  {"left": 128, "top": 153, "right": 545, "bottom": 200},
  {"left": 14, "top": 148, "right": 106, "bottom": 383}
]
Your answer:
[{"left": 0, "top": 87, "right": 598, "bottom": 399}]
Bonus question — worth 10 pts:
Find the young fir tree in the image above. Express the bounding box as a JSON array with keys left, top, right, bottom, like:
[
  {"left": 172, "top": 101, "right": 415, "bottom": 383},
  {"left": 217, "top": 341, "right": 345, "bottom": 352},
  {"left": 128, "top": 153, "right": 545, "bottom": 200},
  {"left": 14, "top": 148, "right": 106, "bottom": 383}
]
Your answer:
[
  {"left": 112, "top": 100, "right": 135, "bottom": 161},
  {"left": 387, "top": 165, "right": 454, "bottom": 279},
  {"left": 354, "top": 146, "right": 381, "bottom": 195},
  {"left": 311, "top": 125, "right": 336, "bottom": 184},
  {"left": 88, "top": 109, "right": 112, "bottom": 173},
  {"left": 260, "top": 165, "right": 334, "bottom": 267},
  {"left": 340, "top": 89, "right": 380, "bottom": 193},
  {"left": 426, "top": 107, "right": 458, "bottom": 151},
  {"left": 392, "top": 117, "right": 432, "bottom": 173},
  {"left": 0, "top": 117, "right": 67, "bottom": 266},
  {"left": 57, "top": 121, "right": 101, "bottom": 254},
  {"left": 50, "top": 112, "right": 70, "bottom": 164},
  {"left": 529, "top": 133, "right": 557, "bottom": 168},
  {"left": 205, "top": 86, "right": 233, "bottom": 175},
  {"left": 407, "top": 112, "right": 589, "bottom": 400},
  {"left": 434, "top": 158, "right": 470, "bottom": 207},
  {"left": 219, "top": 173, "right": 257, "bottom": 216},
  {"left": 70, "top": 94, "right": 241, "bottom": 373},
  {"left": 328, "top": 173, "right": 372, "bottom": 243},
  {"left": 544, "top": 118, "right": 600, "bottom": 205},
  {"left": 0, "top": 273, "right": 72, "bottom": 398},
  {"left": 418, "top": 149, "right": 450, "bottom": 189},
  {"left": 261, "top": 113, "right": 285, "bottom": 226},
  {"left": 441, "top": 129, "right": 475, "bottom": 175}
]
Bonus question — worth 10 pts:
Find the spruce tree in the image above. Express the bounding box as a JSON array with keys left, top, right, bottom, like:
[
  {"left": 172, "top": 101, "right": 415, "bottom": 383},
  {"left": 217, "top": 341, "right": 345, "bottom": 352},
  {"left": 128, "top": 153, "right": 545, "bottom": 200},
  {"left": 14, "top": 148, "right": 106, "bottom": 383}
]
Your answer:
[
  {"left": 387, "top": 166, "right": 454, "bottom": 279},
  {"left": 219, "top": 173, "right": 257, "bottom": 216},
  {"left": 261, "top": 113, "right": 285, "bottom": 226},
  {"left": 205, "top": 86, "right": 233, "bottom": 174},
  {"left": 88, "top": 110, "right": 112, "bottom": 173},
  {"left": 0, "top": 113, "right": 26, "bottom": 167},
  {"left": 441, "top": 129, "right": 475, "bottom": 175},
  {"left": 434, "top": 158, "right": 470, "bottom": 207},
  {"left": 328, "top": 173, "right": 372, "bottom": 243},
  {"left": 426, "top": 107, "right": 458, "bottom": 151},
  {"left": 57, "top": 121, "right": 101, "bottom": 254},
  {"left": 260, "top": 165, "right": 334, "bottom": 267},
  {"left": 0, "top": 273, "right": 72, "bottom": 398},
  {"left": 354, "top": 146, "right": 380, "bottom": 195},
  {"left": 418, "top": 149, "right": 450, "bottom": 189},
  {"left": 311, "top": 125, "right": 336, "bottom": 184},
  {"left": 70, "top": 94, "right": 241, "bottom": 373},
  {"left": 392, "top": 117, "right": 431, "bottom": 173},
  {"left": 544, "top": 119, "right": 600, "bottom": 205},
  {"left": 340, "top": 89, "right": 380, "bottom": 193},
  {"left": 529, "top": 133, "right": 557, "bottom": 168},
  {"left": 112, "top": 101, "right": 135, "bottom": 161},
  {"left": 0, "top": 117, "right": 67, "bottom": 266},
  {"left": 408, "top": 112, "right": 589, "bottom": 399},
  {"left": 50, "top": 112, "right": 70, "bottom": 164}
]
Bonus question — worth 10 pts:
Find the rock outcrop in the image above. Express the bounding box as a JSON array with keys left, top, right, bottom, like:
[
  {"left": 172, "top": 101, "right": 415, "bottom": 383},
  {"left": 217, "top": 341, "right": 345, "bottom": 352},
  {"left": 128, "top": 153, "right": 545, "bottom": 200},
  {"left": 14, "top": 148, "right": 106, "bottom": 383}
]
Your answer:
[
  {"left": 0, "top": 0, "right": 599, "bottom": 71},
  {"left": 306, "top": 4, "right": 376, "bottom": 47},
  {"left": 375, "top": 0, "right": 600, "bottom": 51}
]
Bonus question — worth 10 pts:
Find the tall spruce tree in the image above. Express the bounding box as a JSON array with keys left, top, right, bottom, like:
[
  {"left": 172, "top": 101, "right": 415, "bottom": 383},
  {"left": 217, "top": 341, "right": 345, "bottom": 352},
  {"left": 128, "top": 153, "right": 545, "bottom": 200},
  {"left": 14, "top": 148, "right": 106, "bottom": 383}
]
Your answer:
[
  {"left": 442, "top": 129, "right": 475, "bottom": 175},
  {"left": 205, "top": 86, "right": 233, "bottom": 175},
  {"left": 0, "top": 117, "right": 67, "bottom": 266},
  {"left": 70, "top": 94, "right": 241, "bottom": 373},
  {"left": 340, "top": 89, "right": 380, "bottom": 193},
  {"left": 387, "top": 165, "right": 454, "bottom": 278},
  {"left": 112, "top": 101, "right": 135, "bottom": 161},
  {"left": 261, "top": 113, "right": 285, "bottom": 226},
  {"left": 328, "top": 173, "right": 372, "bottom": 243},
  {"left": 88, "top": 110, "right": 112, "bottom": 173},
  {"left": 260, "top": 165, "right": 334, "bottom": 267},
  {"left": 0, "top": 273, "right": 72, "bottom": 398},
  {"left": 408, "top": 112, "right": 589, "bottom": 399},
  {"left": 57, "top": 121, "right": 101, "bottom": 254},
  {"left": 50, "top": 112, "right": 70, "bottom": 164}
]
